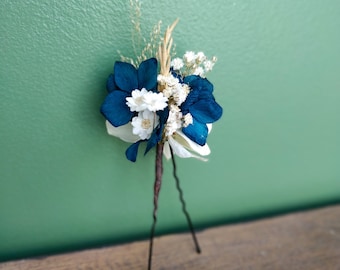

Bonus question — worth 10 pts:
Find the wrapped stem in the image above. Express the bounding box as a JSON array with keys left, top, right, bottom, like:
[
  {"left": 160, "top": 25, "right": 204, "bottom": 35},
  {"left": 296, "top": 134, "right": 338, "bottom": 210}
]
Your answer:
[{"left": 148, "top": 142, "right": 164, "bottom": 270}]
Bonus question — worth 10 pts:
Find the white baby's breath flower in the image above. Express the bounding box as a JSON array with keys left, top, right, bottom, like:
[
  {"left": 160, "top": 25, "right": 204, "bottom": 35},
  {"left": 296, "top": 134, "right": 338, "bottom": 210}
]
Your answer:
[
  {"left": 162, "top": 87, "right": 172, "bottom": 98},
  {"left": 172, "top": 84, "right": 189, "bottom": 106},
  {"left": 183, "top": 51, "right": 196, "bottom": 65},
  {"left": 203, "top": 60, "right": 214, "bottom": 72},
  {"left": 126, "top": 88, "right": 149, "bottom": 112},
  {"left": 170, "top": 58, "right": 184, "bottom": 70},
  {"left": 164, "top": 105, "right": 182, "bottom": 137},
  {"left": 131, "top": 110, "right": 159, "bottom": 140},
  {"left": 183, "top": 113, "right": 193, "bottom": 127},
  {"left": 196, "top": 52, "right": 206, "bottom": 63},
  {"left": 157, "top": 74, "right": 179, "bottom": 87},
  {"left": 169, "top": 103, "right": 181, "bottom": 113},
  {"left": 157, "top": 74, "right": 189, "bottom": 105},
  {"left": 157, "top": 74, "right": 166, "bottom": 84},
  {"left": 193, "top": 66, "right": 204, "bottom": 76},
  {"left": 172, "top": 51, "right": 217, "bottom": 77}
]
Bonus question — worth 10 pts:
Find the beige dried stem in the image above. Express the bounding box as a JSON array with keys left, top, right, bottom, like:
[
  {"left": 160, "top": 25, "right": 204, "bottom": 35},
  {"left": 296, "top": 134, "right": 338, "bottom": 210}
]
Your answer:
[{"left": 158, "top": 18, "right": 179, "bottom": 77}]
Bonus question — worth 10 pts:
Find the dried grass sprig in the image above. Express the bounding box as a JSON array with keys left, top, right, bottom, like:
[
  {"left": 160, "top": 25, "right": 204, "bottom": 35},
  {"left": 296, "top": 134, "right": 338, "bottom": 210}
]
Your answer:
[
  {"left": 130, "top": 0, "right": 143, "bottom": 59},
  {"left": 139, "top": 20, "right": 162, "bottom": 64},
  {"left": 158, "top": 19, "right": 179, "bottom": 76},
  {"left": 119, "top": 1, "right": 162, "bottom": 67}
]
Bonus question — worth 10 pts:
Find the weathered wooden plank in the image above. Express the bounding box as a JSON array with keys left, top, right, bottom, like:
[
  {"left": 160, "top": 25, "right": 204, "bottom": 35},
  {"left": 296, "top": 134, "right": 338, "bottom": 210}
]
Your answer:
[{"left": 1, "top": 205, "right": 340, "bottom": 270}]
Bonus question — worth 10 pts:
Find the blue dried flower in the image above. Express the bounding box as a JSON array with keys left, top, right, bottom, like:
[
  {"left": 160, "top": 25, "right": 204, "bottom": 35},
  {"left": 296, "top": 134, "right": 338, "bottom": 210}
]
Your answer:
[
  {"left": 100, "top": 58, "right": 159, "bottom": 161},
  {"left": 101, "top": 58, "right": 158, "bottom": 127},
  {"left": 180, "top": 75, "right": 223, "bottom": 146}
]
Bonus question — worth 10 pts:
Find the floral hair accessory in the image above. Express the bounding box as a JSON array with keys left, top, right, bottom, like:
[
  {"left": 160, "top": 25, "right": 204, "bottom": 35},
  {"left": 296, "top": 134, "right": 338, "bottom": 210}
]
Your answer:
[{"left": 100, "top": 2, "right": 222, "bottom": 269}]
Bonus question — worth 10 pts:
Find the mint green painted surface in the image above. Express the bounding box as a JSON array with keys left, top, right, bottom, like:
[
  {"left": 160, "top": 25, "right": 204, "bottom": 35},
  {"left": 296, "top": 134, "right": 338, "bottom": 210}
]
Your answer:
[{"left": 1, "top": 0, "right": 340, "bottom": 261}]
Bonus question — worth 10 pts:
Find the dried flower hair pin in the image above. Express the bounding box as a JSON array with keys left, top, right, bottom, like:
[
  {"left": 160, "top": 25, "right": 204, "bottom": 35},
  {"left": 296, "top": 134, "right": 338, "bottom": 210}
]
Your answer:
[{"left": 100, "top": 2, "right": 222, "bottom": 269}]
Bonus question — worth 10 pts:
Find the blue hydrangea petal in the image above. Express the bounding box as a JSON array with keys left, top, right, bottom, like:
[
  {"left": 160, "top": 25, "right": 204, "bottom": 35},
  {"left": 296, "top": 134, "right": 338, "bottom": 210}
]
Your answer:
[
  {"left": 181, "top": 76, "right": 214, "bottom": 113},
  {"left": 184, "top": 75, "right": 213, "bottom": 94},
  {"left": 183, "top": 75, "right": 197, "bottom": 85},
  {"left": 100, "top": 91, "right": 133, "bottom": 127},
  {"left": 158, "top": 107, "right": 169, "bottom": 125},
  {"left": 144, "top": 108, "right": 169, "bottom": 155},
  {"left": 106, "top": 73, "right": 116, "bottom": 93},
  {"left": 182, "top": 119, "right": 208, "bottom": 146},
  {"left": 190, "top": 98, "right": 223, "bottom": 123},
  {"left": 171, "top": 69, "right": 184, "bottom": 83},
  {"left": 114, "top": 61, "right": 138, "bottom": 92},
  {"left": 181, "top": 89, "right": 199, "bottom": 113},
  {"left": 145, "top": 131, "right": 159, "bottom": 155},
  {"left": 138, "top": 58, "right": 158, "bottom": 90},
  {"left": 126, "top": 141, "right": 141, "bottom": 162}
]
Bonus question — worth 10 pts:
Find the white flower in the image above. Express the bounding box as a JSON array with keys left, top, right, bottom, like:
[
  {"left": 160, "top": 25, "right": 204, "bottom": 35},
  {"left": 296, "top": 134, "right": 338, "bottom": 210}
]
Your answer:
[
  {"left": 163, "top": 130, "right": 211, "bottom": 161},
  {"left": 203, "top": 60, "right": 214, "bottom": 72},
  {"left": 157, "top": 74, "right": 189, "bottom": 105},
  {"left": 162, "top": 87, "right": 173, "bottom": 99},
  {"left": 193, "top": 66, "right": 204, "bottom": 76},
  {"left": 164, "top": 105, "right": 182, "bottom": 136},
  {"left": 143, "top": 91, "right": 168, "bottom": 112},
  {"left": 196, "top": 52, "right": 206, "bottom": 63},
  {"left": 183, "top": 113, "right": 193, "bottom": 127},
  {"left": 105, "top": 121, "right": 139, "bottom": 143},
  {"left": 126, "top": 88, "right": 149, "bottom": 112},
  {"left": 170, "top": 58, "right": 184, "bottom": 70},
  {"left": 183, "top": 51, "right": 196, "bottom": 65},
  {"left": 126, "top": 88, "right": 168, "bottom": 113},
  {"left": 157, "top": 74, "right": 179, "bottom": 87},
  {"left": 173, "top": 84, "right": 189, "bottom": 106},
  {"left": 131, "top": 110, "right": 159, "bottom": 140}
]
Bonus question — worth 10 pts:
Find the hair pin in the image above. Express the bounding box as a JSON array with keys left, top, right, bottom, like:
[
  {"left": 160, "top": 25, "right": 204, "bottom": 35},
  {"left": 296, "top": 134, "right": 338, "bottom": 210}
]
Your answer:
[{"left": 100, "top": 2, "right": 222, "bottom": 268}]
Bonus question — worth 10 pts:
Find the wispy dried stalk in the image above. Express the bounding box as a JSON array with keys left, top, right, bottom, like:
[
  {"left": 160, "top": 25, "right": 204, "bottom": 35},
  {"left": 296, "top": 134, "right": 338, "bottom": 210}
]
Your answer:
[
  {"left": 119, "top": 0, "right": 162, "bottom": 67},
  {"left": 129, "top": 0, "right": 143, "bottom": 59},
  {"left": 158, "top": 19, "right": 179, "bottom": 76},
  {"left": 140, "top": 21, "right": 162, "bottom": 64}
]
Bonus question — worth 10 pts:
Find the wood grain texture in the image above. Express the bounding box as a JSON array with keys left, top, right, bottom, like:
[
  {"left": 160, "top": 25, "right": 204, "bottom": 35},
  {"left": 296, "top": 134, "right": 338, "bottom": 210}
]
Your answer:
[{"left": 1, "top": 205, "right": 340, "bottom": 270}]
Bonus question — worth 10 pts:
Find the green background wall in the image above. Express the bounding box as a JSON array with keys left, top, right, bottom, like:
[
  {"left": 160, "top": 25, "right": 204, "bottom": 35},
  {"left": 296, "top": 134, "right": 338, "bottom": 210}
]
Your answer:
[{"left": 1, "top": 0, "right": 340, "bottom": 262}]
